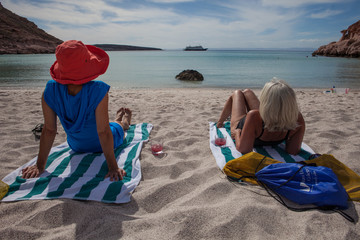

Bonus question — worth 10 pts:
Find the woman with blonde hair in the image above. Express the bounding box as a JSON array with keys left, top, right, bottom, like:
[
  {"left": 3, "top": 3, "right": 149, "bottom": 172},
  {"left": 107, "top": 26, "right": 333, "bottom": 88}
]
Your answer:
[{"left": 217, "top": 78, "right": 305, "bottom": 155}]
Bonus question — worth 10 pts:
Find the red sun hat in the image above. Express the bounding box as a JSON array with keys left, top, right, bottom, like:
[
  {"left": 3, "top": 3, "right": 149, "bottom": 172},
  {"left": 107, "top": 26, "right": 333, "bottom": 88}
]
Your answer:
[{"left": 50, "top": 40, "right": 109, "bottom": 85}]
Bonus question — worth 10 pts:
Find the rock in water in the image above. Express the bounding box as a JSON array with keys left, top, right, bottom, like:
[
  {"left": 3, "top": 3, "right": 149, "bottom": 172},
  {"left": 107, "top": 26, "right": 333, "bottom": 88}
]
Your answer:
[{"left": 176, "top": 70, "right": 204, "bottom": 81}]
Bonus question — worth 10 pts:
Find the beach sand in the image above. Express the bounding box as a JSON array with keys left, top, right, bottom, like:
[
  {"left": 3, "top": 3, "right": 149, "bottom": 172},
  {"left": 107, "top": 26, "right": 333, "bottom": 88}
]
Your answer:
[{"left": 0, "top": 87, "right": 359, "bottom": 239}]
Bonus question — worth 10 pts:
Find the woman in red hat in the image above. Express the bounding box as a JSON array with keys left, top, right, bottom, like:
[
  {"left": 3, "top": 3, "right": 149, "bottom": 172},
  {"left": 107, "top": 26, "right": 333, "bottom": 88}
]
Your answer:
[{"left": 22, "top": 40, "right": 130, "bottom": 181}]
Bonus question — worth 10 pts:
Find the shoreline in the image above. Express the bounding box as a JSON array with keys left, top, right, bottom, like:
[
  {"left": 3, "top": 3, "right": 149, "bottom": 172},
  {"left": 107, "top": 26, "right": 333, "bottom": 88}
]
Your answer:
[
  {"left": 0, "top": 87, "right": 359, "bottom": 239},
  {"left": 1, "top": 85, "right": 359, "bottom": 91}
]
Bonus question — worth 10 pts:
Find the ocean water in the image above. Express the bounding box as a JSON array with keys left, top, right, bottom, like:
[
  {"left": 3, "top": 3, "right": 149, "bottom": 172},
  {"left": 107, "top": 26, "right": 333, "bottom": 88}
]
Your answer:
[{"left": 0, "top": 50, "right": 360, "bottom": 89}]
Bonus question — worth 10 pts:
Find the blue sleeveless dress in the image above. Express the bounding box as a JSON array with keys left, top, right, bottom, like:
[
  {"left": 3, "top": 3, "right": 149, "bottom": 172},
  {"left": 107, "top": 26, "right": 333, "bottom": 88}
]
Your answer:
[{"left": 44, "top": 80, "right": 124, "bottom": 153}]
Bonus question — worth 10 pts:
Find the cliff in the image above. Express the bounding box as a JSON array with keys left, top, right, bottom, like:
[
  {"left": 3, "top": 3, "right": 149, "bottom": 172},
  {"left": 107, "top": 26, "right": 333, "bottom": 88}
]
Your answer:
[
  {"left": 0, "top": 3, "right": 63, "bottom": 54},
  {"left": 312, "top": 20, "right": 360, "bottom": 58}
]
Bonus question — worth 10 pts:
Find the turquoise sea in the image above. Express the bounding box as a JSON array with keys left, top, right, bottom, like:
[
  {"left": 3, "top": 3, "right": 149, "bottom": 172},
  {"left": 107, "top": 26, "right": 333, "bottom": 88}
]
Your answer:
[{"left": 0, "top": 50, "right": 360, "bottom": 89}]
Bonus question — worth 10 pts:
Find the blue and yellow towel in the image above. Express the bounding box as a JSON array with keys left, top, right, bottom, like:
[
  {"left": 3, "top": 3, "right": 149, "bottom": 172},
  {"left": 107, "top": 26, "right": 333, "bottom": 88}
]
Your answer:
[{"left": 1, "top": 123, "right": 152, "bottom": 204}]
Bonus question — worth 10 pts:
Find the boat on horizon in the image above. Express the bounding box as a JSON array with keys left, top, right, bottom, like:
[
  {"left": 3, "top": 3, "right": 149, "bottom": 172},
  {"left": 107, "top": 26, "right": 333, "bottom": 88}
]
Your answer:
[{"left": 184, "top": 45, "right": 208, "bottom": 51}]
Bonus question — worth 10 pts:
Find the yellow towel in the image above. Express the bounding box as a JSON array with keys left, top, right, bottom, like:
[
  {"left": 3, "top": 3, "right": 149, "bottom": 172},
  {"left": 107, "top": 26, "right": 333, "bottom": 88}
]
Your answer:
[
  {"left": 223, "top": 152, "right": 281, "bottom": 185},
  {"left": 0, "top": 180, "right": 9, "bottom": 200}
]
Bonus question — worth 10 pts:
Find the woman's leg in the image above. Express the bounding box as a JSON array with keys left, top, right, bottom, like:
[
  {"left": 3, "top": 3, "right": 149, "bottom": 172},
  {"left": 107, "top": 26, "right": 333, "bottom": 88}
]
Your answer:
[
  {"left": 217, "top": 89, "right": 247, "bottom": 126},
  {"left": 243, "top": 89, "right": 260, "bottom": 111},
  {"left": 217, "top": 94, "right": 233, "bottom": 128},
  {"left": 217, "top": 90, "right": 252, "bottom": 131},
  {"left": 229, "top": 90, "right": 247, "bottom": 134}
]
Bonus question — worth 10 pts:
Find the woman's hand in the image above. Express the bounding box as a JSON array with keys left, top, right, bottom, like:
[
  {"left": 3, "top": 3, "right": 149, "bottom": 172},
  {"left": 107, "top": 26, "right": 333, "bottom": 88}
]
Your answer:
[
  {"left": 105, "top": 168, "right": 126, "bottom": 182},
  {"left": 22, "top": 165, "right": 44, "bottom": 179},
  {"left": 216, "top": 121, "right": 224, "bottom": 128},
  {"left": 231, "top": 128, "right": 242, "bottom": 139}
]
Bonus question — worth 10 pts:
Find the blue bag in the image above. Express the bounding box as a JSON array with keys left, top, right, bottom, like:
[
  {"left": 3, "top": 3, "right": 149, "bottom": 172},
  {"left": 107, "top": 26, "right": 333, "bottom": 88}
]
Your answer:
[{"left": 255, "top": 163, "right": 349, "bottom": 209}]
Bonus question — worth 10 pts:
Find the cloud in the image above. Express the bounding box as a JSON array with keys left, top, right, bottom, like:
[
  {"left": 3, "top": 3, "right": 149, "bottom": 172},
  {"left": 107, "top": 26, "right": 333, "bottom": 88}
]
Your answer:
[
  {"left": 3, "top": 0, "right": 105, "bottom": 25},
  {"left": 147, "top": 0, "right": 195, "bottom": 3},
  {"left": 1, "top": 0, "right": 355, "bottom": 49},
  {"left": 310, "top": 9, "right": 343, "bottom": 18},
  {"left": 4, "top": 0, "right": 182, "bottom": 24},
  {"left": 261, "top": 0, "right": 345, "bottom": 8},
  {"left": 299, "top": 38, "right": 322, "bottom": 43}
]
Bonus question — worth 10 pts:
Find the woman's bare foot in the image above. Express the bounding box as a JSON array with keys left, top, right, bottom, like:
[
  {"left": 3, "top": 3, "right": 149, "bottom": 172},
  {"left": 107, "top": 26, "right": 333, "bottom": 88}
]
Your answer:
[
  {"left": 116, "top": 108, "right": 132, "bottom": 130},
  {"left": 115, "top": 108, "right": 125, "bottom": 122},
  {"left": 123, "top": 108, "right": 132, "bottom": 124}
]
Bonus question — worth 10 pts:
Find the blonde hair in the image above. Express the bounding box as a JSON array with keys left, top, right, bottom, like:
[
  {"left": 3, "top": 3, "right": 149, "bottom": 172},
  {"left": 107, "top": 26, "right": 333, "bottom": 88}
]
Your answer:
[{"left": 259, "top": 78, "right": 299, "bottom": 132}]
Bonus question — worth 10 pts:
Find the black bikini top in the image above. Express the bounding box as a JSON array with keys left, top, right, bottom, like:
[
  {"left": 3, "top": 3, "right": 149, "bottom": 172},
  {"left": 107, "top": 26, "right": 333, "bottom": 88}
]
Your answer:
[{"left": 254, "top": 122, "right": 290, "bottom": 147}]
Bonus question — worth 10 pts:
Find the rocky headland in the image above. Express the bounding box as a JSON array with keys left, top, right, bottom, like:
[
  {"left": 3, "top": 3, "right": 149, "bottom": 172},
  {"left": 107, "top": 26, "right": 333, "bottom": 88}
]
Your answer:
[
  {"left": 0, "top": 3, "right": 162, "bottom": 54},
  {"left": 312, "top": 20, "right": 360, "bottom": 58},
  {"left": 0, "top": 3, "right": 62, "bottom": 54}
]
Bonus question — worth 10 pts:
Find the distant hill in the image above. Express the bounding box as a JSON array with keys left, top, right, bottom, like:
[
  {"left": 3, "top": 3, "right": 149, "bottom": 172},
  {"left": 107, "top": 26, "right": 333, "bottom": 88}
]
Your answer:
[
  {"left": 0, "top": 3, "right": 161, "bottom": 54},
  {"left": 94, "top": 44, "right": 162, "bottom": 51},
  {"left": 312, "top": 20, "right": 360, "bottom": 58},
  {"left": 0, "top": 3, "right": 63, "bottom": 54}
]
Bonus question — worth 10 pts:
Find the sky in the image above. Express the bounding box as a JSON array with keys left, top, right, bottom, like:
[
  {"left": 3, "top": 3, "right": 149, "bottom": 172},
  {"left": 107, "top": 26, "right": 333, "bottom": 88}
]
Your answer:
[{"left": 2, "top": 0, "right": 360, "bottom": 49}]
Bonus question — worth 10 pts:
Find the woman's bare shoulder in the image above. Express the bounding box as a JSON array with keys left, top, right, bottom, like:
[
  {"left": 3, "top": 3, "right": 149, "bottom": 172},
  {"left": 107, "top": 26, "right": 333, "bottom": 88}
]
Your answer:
[{"left": 297, "top": 112, "right": 305, "bottom": 124}]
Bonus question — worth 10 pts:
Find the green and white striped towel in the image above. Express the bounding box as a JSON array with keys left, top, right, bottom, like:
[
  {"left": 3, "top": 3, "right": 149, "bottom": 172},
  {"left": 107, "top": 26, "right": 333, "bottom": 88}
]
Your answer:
[
  {"left": 1, "top": 123, "right": 152, "bottom": 204},
  {"left": 209, "top": 122, "right": 315, "bottom": 170}
]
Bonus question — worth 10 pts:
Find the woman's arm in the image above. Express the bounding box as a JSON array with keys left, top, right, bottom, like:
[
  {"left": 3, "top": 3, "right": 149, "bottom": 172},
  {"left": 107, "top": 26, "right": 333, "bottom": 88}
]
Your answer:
[
  {"left": 22, "top": 94, "right": 57, "bottom": 178},
  {"left": 286, "top": 113, "right": 305, "bottom": 155},
  {"left": 95, "top": 93, "right": 126, "bottom": 181}
]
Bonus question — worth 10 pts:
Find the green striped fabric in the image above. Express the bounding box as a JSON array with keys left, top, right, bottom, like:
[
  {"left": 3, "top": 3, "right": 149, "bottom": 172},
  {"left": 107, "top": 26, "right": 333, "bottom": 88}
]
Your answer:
[
  {"left": 209, "top": 122, "right": 315, "bottom": 170},
  {"left": 1, "top": 123, "right": 152, "bottom": 204}
]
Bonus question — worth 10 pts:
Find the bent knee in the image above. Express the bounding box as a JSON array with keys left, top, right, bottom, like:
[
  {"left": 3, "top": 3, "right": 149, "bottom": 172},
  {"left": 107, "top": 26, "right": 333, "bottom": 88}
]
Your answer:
[
  {"left": 242, "top": 89, "right": 253, "bottom": 94},
  {"left": 233, "top": 89, "right": 244, "bottom": 97}
]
